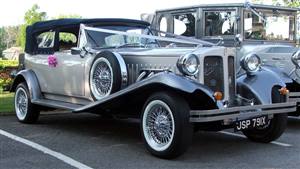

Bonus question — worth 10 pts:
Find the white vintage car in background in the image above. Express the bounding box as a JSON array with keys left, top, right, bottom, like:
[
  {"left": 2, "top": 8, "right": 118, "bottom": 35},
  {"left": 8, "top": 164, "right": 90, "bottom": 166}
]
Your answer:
[
  {"left": 144, "top": 2, "right": 300, "bottom": 116},
  {"left": 11, "top": 18, "right": 296, "bottom": 158}
]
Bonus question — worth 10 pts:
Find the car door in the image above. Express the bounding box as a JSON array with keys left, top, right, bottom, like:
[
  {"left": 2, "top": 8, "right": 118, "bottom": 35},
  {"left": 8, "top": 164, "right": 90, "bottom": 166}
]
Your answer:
[
  {"left": 49, "top": 31, "right": 86, "bottom": 97},
  {"left": 28, "top": 30, "right": 86, "bottom": 97},
  {"left": 26, "top": 30, "right": 58, "bottom": 94},
  {"left": 52, "top": 50, "right": 86, "bottom": 97}
]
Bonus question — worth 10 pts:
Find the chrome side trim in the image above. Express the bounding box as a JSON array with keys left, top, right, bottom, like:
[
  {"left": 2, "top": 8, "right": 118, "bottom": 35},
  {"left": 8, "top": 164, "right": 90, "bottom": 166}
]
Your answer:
[
  {"left": 136, "top": 71, "right": 147, "bottom": 82},
  {"left": 190, "top": 102, "right": 296, "bottom": 122},
  {"left": 113, "top": 52, "right": 128, "bottom": 89},
  {"left": 127, "top": 63, "right": 178, "bottom": 84}
]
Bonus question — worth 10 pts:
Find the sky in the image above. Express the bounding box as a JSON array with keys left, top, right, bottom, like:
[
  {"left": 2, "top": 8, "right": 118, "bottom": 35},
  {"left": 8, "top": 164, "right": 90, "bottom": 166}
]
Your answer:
[{"left": 0, "top": 0, "right": 274, "bottom": 26}]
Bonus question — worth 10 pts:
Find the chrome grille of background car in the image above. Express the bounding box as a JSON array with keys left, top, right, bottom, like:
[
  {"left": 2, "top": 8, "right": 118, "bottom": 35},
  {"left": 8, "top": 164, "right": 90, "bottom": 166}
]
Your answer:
[
  {"left": 228, "top": 56, "right": 235, "bottom": 101},
  {"left": 204, "top": 56, "right": 224, "bottom": 97}
]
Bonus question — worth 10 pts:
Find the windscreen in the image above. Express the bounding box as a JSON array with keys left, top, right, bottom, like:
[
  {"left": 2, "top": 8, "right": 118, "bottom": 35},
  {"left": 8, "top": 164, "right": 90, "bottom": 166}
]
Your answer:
[
  {"left": 204, "top": 10, "right": 236, "bottom": 36},
  {"left": 244, "top": 9, "right": 295, "bottom": 41},
  {"left": 80, "top": 25, "right": 213, "bottom": 49}
]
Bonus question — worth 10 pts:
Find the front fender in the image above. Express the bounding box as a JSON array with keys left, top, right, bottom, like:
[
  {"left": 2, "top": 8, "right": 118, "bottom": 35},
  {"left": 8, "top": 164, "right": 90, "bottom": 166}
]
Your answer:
[
  {"left": 237, "top": 67, "right": 286, "bottom": 104},
  {"left": 10, "top": 69, "right": 42, "bottom": 100},
  {"left": 74, "top": 72, "right": 219, "bottom": 113},
  {"left": 262, "top": 65, "right": 293, "bottom": 83}
]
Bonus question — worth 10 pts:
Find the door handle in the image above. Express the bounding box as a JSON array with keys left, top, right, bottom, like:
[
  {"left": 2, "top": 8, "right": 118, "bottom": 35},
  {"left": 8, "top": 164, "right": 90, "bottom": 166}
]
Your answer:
[{"left": 272, "top": 57, "right": 283, "bottom": 60}]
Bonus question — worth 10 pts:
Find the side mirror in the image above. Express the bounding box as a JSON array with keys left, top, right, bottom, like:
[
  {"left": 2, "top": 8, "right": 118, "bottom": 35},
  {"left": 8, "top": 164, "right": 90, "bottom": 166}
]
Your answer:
[{"left": 71, "top": 47, "right": 81, "bottom": 55}]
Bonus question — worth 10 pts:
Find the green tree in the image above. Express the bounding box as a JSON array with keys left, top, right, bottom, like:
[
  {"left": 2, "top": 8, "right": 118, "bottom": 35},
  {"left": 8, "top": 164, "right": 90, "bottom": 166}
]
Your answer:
[
  {"left": 253, "top": 0, "right": 300, "bottom": 7},
  {"left": 0, "top": 28, "right": 5, "bottom": 57},
  {"left": 55, "top": 14, "right": 82, "bottom": 19},
  {"left": 54, "top": 14, "right": 82, "bottom": 43},
  {"left": 282, "top": 0, "right": 300, "bottom": 7},
  {"left": 268, "top": 0, "right": 300, "bottom": 7},
  {"left": 3, "top": 26, "right": 19, "bottom": 49},
  {"left": 17, "top": 4, "right": 47, "bottom": 49}
]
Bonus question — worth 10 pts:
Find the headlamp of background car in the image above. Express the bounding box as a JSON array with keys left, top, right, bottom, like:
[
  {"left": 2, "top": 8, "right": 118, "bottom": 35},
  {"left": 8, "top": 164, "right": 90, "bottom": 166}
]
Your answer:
[
  {"left": 291, "top": 50, "right": 300, "bottom": 69},
  {"left": 177, "top": 53, "right": 200, "bottom": 76},
  {"left": 240, "top": 54, "right": 261, "bottom": 74}
]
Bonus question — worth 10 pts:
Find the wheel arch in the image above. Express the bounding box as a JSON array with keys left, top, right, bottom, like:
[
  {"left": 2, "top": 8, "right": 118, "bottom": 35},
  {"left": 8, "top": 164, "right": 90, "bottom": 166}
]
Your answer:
[
  {"left": 88, "top": 51, "right": 128, "bottom": 100},
  {"left": 237, "top": 67, "right": 286, "bottom": 104},
  {"left": 10, "top": 69, "right": 42, "bottom": 100}
]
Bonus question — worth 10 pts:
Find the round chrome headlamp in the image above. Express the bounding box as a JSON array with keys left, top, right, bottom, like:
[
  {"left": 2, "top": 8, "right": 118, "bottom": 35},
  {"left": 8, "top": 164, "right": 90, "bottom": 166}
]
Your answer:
[
  {"left": 241, "top": 54, "right": 261, "bottom": 73},
  {"left": 177, "top": 53, "right": 200, "bottom": 76},
  {"left": 291, "top": 50, "right": 300, "bottom": 69}
]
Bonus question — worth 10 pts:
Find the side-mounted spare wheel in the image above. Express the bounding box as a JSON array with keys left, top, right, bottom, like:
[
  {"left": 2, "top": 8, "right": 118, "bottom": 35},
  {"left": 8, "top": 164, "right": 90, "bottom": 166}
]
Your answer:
[
  {"left": 14, "top": 82, "right": 40, "bottom": 123},
  {"left": 89, "top": 51, "right": 124, "bottom": 100},
  {"left": 141, "top": 92, "right": 193, "bottom": 159},
  {"left": 242, "top": 87, "right": 287, "bottom": 143}
]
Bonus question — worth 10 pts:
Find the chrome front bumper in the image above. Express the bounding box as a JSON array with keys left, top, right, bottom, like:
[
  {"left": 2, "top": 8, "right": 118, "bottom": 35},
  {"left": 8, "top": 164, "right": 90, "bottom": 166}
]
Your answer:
[{"left": 190, "top": 102, "right": 296, "bottom": 122}]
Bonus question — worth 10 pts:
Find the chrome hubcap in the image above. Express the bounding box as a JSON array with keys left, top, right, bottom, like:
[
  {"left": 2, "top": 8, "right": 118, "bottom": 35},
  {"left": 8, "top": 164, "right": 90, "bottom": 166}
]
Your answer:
[
  {"left": 15, "top": 87, "right": 28, "bottom": 120},
  {"left": 90, "top": 58, "right": 113, "bottom": 100},
  {"left": 143, "top": 100, "right": 174, "bottom": 151}
]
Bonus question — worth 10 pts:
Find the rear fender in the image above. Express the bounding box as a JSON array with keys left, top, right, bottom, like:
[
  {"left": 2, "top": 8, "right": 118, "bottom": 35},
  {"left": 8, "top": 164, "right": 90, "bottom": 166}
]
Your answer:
[{"left": 10, "top": 69, "right": 42, "bottom": 100}]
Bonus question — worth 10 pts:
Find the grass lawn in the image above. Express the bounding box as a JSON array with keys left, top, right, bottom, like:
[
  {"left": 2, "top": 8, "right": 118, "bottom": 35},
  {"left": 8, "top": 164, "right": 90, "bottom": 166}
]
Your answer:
[{"left": 0, "top": 91, "right": 14, "bottom": 114}]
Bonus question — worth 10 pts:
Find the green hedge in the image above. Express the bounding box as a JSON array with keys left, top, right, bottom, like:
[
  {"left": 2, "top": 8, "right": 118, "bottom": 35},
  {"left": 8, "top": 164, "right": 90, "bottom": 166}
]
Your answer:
[
  {"left": 0, "top": 59, "right": 18, "bottom": 89},
  {"left": 0, "top": 59, "right": 18, "bottom": 70}
]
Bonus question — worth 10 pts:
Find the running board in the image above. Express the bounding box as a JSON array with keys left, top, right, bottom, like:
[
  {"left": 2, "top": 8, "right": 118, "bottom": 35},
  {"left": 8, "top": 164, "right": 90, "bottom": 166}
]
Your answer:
[{"left": 32, "top": 99, "right": 84, "bottom": 110}]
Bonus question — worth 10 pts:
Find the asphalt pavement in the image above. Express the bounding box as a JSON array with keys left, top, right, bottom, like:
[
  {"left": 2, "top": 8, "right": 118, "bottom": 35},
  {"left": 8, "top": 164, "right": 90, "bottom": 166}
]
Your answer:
[{"left": 0, "top": 112, "right": 299, "bottom": 169}]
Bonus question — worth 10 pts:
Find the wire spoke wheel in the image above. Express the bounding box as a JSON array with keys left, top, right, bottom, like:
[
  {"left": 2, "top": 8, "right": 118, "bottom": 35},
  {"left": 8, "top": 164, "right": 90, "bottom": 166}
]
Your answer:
[
  {"left": 90, "top": 57, "right": 113, "bottom": 100},
  {"left": 15, "top": 87, "right": 28, "bottom": 121},
  {"left": 141, "top": 92, "right": 193, "bottom": 159},
  {"left": 14, "top": 83, "right": 40, "bottom": 123},
  {"left": 143, "top": 100, "right": 175, "bottom": 152}
]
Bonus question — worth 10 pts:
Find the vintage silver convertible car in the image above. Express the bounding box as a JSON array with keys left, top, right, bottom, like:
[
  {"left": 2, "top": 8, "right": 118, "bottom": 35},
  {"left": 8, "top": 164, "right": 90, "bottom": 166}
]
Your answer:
[
  {"left": 144, "top": 3, "right": 300, "bottom": 115},
  {"left": 11, "top": 18, "right": 296, "bottom": 158}
]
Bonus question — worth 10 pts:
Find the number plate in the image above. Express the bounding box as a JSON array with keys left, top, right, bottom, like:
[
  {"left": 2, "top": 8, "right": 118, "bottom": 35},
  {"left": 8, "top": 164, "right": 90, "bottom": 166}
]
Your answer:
[{"left": 235, "top": 116, "right": 268, "bottom": 131}]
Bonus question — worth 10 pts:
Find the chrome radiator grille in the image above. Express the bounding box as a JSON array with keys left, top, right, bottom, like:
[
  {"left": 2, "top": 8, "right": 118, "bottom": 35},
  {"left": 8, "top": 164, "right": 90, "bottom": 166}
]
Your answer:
[
  {"left": 204, "top": 56, "right": 224, "bottom": 95},
  {"left": 204, "top": 56, "right": 236, "bottom": 101}
]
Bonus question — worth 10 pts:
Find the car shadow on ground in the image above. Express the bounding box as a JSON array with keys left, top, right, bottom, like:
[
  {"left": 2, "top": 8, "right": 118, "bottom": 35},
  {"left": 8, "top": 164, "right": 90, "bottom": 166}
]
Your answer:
[
  {"left": 38, "top": 113, "right": 142, "bottom": 140},
  {"left": 287, "top": 117, "right": 300, "bottom": 130},
  {"left": 34, "top": 112, "right": 288, "bottom": 162}
]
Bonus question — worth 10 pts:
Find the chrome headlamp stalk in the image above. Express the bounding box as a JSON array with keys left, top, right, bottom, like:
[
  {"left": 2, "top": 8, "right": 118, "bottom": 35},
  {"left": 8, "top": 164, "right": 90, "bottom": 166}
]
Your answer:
[
  {"left": 240, "top": 53, "right": 261, "bottom": 75},
  {"left": 177, "top": 53, "right": 200, "bottom": 76}
]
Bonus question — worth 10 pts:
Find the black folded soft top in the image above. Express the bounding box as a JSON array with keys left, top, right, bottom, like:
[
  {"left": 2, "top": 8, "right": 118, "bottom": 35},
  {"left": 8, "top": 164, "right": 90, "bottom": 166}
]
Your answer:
[{"left": 25, "top": 18, "right": 150, "bottom": 54}]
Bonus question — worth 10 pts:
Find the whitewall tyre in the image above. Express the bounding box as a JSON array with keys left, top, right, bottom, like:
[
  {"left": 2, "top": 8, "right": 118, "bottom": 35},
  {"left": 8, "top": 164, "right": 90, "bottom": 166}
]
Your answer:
[
  {"left": 141, "top": 92, "right": 193, "bottom": 159},
  {"left": 89, "top": 51, "right": 123, "bottom": 101},
  {"left": 14, "top": 83, "right": 40, "bottom": 123}
]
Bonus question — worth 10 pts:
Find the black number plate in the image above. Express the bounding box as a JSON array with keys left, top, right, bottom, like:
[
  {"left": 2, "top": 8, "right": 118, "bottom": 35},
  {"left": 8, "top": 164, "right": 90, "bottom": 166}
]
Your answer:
[{"left": 235, "top": 116, "right": 268, "bottom": 131}]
